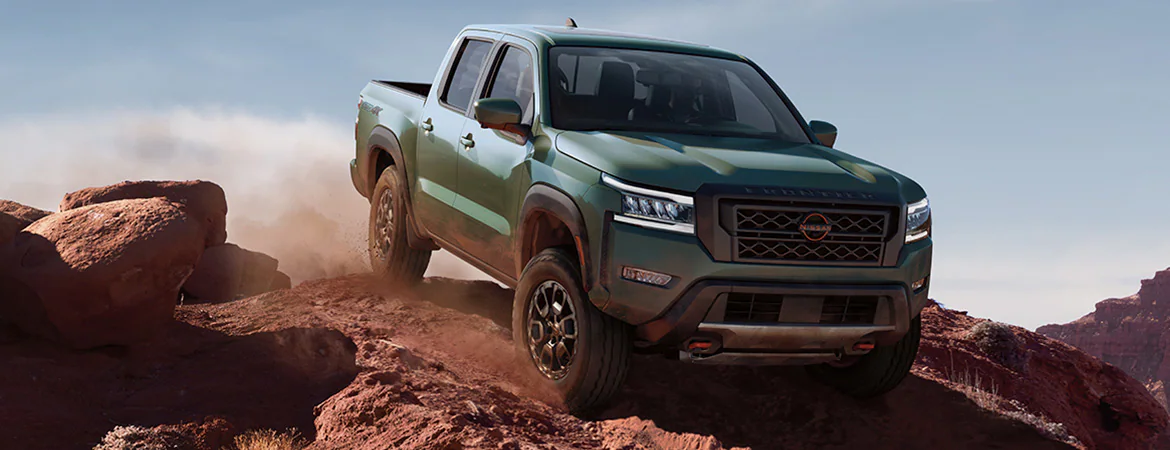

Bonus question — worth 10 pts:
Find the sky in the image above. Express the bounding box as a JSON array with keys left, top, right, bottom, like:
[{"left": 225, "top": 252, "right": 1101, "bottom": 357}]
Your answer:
[{"left": 1, "top": 0, "right": 1167, "bottom": 329}]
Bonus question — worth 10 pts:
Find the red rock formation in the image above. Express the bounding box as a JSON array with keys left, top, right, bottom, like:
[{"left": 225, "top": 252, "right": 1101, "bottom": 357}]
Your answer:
[
  {"left": 919, "top": 303, "right": 1169, "bottom": 449},
  {"left": 0, "top": 199, "right": 52, "bottom": 247},
  {"left": 60, "top": 180, "right": 228, "bottom": 247},
  {"left": 182, "top": 243, "right": 284, "bottom": 303},
  {"left": 0, "top": 199, "right": 51, "bottom": 224},
  {"left": 1038, "top": 268, "right": 1170, "bottom": 412},
  {"left": 0, "top": 212, "right": 24, "bottom": 247},
  {"left": 0, "top": 198, "right": 206, "bottom": 348}
]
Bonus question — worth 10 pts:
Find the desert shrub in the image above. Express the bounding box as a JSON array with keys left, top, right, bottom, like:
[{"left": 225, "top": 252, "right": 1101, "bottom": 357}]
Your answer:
[
  {"left": 966, "top": 321, "right": 1029, "bottom": 372},
  {"left": 94, "top": 426, "right": 154, "bottom": 449},
  {"left": 93, "top": 425, "right": 196, "bottom": 449},
  {"left": 233, "top": 429, "right": 307, "bottom": 450}
]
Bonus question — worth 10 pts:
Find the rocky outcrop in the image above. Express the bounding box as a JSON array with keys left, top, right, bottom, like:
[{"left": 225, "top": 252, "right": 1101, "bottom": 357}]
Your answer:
[
  {"left": 918, "top": 302, "right": 1169, "bottom": 449},
  {"left": 60, "top": 180, "right": 228, "bottom": 247},
  {"left": 182, "top": 243, "right": 288, "bottom": 303},
  {"left": 0, "top": 198, "right": 206, "bottom": 349},
  {"left": 0, "top": 199, "right": 51, "bottom": 224},
  {"left": 0, "top": 212, "right": 24, "bottom": 248},
  {"left": 1038, "top": 268, "right": 1170, "bottom": 413},
  {"left": 0, "top": 199, "right": 52, "bottom": 247}
]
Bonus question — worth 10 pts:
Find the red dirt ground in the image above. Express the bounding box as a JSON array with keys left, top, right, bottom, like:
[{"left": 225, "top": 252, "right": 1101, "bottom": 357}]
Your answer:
[{"left": 0, "top": 275, "right": 1144, "bottom": 449}]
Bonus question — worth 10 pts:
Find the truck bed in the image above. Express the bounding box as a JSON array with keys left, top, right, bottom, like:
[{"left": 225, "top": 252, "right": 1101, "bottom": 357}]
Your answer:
[{"left": 372, "top": 80, "right": 431, "bottom": 99}]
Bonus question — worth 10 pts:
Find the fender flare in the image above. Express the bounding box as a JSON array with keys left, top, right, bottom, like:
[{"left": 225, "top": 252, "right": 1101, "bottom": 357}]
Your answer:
[
  {"left": 366, "top": 125, "right": 438, "bottom": 251},
  {"left": 517, "top": 183, "right": 594, "bottom": 287},
  {"left": 366, "top": 126, "right": 410, "bottom": 195}
]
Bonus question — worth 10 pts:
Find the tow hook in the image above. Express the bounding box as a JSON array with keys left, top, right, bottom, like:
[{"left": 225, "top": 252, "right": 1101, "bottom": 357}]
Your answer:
[{"left": 684, "top": 338, "right": 720, "bottom": 357}]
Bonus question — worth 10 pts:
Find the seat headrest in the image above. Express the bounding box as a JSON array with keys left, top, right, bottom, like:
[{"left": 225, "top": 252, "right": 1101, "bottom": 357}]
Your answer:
[{"left": 598, "top": 61, "right": 635, "bottom": 100}]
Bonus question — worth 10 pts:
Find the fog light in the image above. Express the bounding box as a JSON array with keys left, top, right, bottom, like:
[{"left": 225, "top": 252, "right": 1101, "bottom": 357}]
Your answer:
[
  {"left": 622, "top": 266, "right": 673, "bottom": 287},
  {"left": 912, "top": 276, "right": 929, "bottom": 292}
]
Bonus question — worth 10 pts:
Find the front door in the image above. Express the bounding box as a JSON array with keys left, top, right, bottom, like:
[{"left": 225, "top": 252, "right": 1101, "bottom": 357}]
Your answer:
[
  {"left": 413, "top": 35, "right": 495, "bottom": 239},
  {"left": 452, "top": 43, "right": 537, "bottom": 274}
]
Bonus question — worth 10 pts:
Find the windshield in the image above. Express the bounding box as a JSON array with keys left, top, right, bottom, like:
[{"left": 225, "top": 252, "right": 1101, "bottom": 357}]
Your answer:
[{"left": 548, "top": 46, "right": 811, "bottom": 143}]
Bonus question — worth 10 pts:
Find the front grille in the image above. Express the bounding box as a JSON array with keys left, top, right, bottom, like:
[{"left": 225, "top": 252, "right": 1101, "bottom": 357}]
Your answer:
[
  {"left": 820, "top": 296, "right": 881, "bottom": 324},
  {"left": 732, "top": 204, "right": 890, "bottom": 265},
  {"left": 723, "top": 293, "right": 882, "bottom": 324}
]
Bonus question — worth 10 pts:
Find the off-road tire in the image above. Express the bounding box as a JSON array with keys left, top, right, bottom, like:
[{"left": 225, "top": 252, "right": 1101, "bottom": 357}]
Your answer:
[
  {"left": 512, "top": 248, "right": 632, "bottom": 416},
  {"left": 368, "top": 167, "right": 431, "bottom": 286},
  {"left": 806, "top": 316, "right": 921, "bottom": 397}
]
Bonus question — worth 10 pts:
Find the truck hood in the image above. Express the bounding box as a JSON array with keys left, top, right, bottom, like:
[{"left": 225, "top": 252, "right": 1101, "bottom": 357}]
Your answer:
[{"left": 554, "top": 130, "right": 921, "bottom": 200}]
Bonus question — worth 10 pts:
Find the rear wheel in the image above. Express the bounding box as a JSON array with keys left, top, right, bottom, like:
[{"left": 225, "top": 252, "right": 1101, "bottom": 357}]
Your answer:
[
  {"left": 806, "top": 316, "right": 921, "bottom": 397},
  {"left": 367, "top": 167, "right": 431, "bottom": 286},
  {"left": 512, "top": 248, "right": 631, "bottom": 416}
]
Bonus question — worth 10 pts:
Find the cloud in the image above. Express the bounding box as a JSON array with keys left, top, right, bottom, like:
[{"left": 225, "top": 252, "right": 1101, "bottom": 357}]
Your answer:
[{"left": 0, "top": 109, "right": 489, "bottom": 284}]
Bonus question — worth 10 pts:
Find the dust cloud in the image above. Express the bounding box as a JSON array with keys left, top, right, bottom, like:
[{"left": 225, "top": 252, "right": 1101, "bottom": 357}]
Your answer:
[{"left": 0, "top": 109, "right": 488, "bottom": 284}]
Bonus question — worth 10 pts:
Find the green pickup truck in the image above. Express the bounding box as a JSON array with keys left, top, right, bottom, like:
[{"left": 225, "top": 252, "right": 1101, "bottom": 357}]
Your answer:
[{"left": 350, "top": 21, "right": 933, "bottom": 414}]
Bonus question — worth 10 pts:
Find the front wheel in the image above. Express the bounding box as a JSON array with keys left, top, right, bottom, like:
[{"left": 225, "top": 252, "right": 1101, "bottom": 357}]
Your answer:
[
  {"left": 806, "top": 316, "right": 921, "bottom": 397},
  {"left": 367, "top": 167, "right": 431, "bottom": 286},
  {"left": 512, "top": 248, "right": 631, "bottom": 416}
]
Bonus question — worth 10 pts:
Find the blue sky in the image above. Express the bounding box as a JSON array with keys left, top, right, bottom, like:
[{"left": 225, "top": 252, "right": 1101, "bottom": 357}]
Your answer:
[{"left": 1, "top": 0, "right": 1167, "bottom": 328}]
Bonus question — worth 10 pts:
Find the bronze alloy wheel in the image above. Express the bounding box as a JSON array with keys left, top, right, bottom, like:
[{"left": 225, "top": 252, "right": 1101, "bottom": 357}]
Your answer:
[
  {"left": 527, "top": 280, "right": 578, "bottom": 380},
  {"left": 373, "top": 188, "right": 394, "bottom": 261}
]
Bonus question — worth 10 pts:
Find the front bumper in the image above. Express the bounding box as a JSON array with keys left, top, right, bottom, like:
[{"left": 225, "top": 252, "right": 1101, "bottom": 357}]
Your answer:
[
  {"left": 640, "top": 280, "right": 917, "bottom": 365},
  {"left": 593, "top": 219, "right": 931, "bottom": 365}
]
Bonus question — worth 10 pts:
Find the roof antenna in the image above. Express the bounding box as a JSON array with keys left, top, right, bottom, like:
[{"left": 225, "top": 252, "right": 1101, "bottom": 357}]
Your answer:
[{"left": 565, "top": 17, "right": 578, "bottom": 28}]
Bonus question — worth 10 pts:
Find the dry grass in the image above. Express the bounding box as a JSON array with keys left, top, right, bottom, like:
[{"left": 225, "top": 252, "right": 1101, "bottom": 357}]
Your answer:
[
  {"left": 943, "top": 352, "right": 1082, "bottom": 448},
  {"left": 232, "top": 429, "right": 307, "bottom": 450}
]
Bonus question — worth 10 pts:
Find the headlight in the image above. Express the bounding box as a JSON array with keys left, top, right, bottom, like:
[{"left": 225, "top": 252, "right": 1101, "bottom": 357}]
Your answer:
[
  {"left": 905, "top": 197, "right": 930, "bottom": 243},
  {"left": 602, "top": 174, "right": 695, "bottom": 234}
]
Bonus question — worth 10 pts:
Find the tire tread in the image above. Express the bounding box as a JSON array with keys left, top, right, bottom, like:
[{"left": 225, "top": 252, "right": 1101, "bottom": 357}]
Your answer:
[
  {"left": 369, "top": 167, "right": 431, "bottom": 286},
  {"left": 516, "top": 249, "right": 631, "bottom": 415}
]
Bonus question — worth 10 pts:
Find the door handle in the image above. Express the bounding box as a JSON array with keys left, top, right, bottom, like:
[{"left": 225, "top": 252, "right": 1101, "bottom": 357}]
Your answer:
[
  {"left": 421, "top": 118, "right": 434, "bottom": 132},
  {"left": 460, "top": 133, "right": 475, "bottom": 149}
]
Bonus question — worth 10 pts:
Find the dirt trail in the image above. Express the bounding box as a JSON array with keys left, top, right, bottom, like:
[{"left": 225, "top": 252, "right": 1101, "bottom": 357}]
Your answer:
[
  {"left": 194, "top": 276, "right": 1072, "bottom": 449},
  {"left": 2, "top": 274, "right": 1125, "bottom": 449}
]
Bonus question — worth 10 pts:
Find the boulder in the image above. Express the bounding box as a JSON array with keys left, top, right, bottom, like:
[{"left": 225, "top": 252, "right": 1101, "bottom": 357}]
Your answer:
[
  {"left": 0, "top": 212, "right": 24, "bottom": 248},
  {"left": 0, "top": 198, "right": 206, "bottom": 349},
  {"left": 60, "top": 180, "right": 228, "bottom": 247},
  {"left": 0, "top": 200, "right": 52, "bottom": 248},
  {"left": 182, "top": 244, "right": 283, "bottom": 303},
  {"left": 270, "top": 271, "right": 293, "bottom": 291},
  {"left": 0, "top": 199, "right": 52, "bottom": 224}
]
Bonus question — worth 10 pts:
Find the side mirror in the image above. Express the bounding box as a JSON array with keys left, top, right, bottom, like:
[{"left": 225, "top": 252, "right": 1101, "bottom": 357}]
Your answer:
[
  {"left": 809, "top": 120, "right": 838, "bottom": 148},
  {"left": 474, "top": 98, "right": 523, "bottom": 131}
]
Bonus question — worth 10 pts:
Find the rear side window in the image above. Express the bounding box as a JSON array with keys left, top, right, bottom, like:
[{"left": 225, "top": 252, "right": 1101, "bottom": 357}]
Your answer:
[
  {"left": 441, "top": 39, "right": 493, "bottom": 112},
  {"left": 485, "top": 46, "right": 535, "bottom": 125}
]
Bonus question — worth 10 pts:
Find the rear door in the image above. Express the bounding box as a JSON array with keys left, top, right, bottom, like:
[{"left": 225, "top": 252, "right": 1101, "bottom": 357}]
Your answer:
[
  {"left": 413, "top": 32, "right": 498, "bottom": 238},
  {"left": 451, "top": 38, "right": 538, "bottom": 274}
]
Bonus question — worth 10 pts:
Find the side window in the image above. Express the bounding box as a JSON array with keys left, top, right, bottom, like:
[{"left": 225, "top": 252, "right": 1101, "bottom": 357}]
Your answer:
[
  {"left": 441, "top": 39, "right": 493, "bottom": 112},
  {"left": 484, "top": 46, "right": 535, "bottom": 125}
]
